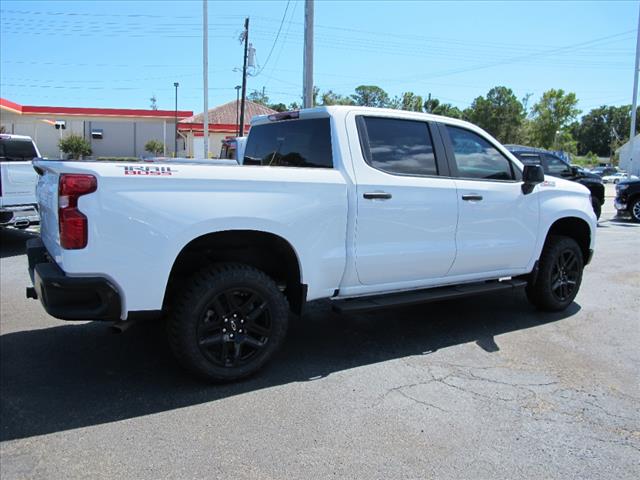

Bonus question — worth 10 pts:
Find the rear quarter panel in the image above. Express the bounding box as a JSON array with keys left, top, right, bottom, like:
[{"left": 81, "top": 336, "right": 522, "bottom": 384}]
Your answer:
[{"left": 36, "top": 161, "right": 348, "bottom": 317}]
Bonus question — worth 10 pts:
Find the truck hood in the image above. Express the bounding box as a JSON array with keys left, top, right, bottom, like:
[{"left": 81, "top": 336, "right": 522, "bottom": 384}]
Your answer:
[{"left": 542, "top": 175, "right": 591, "bottom": 197}]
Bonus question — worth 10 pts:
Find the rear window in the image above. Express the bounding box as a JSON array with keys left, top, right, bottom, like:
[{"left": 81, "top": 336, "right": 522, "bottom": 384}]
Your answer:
[
  {"left": 0, "top": 138, "right": 38, "bottom": 162},
  {"left": 243, "top": 118, "right": 333, "bottom": 168}
]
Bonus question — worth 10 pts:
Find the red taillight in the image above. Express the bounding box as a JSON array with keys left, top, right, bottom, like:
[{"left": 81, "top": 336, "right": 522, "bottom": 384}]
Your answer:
[{"left": 59, "top": 174, "right": 97, "bottom": 249}]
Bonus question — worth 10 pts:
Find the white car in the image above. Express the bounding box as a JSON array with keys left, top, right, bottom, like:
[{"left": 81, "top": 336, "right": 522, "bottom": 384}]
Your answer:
[
  {"left": 602, "top": 172, "right": 639, "bottom": 184},
  {"left": 0, "top": 134, "right": 40, "bottom": 228},
  {"left": 26, "top": 107, "right": 596, "bottom": 381}
]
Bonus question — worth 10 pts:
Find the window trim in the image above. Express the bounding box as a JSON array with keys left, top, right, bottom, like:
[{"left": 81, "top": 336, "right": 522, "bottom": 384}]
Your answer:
[
  {"left": 355, "top": 115, "right": 446, "bottom": 179},
  {"left": 439, "top": 123, "right": 522, "bottom": 183}
]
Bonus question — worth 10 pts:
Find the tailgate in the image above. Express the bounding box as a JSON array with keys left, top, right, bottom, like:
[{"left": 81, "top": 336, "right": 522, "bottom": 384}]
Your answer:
[
  {"left": 0, "top": 161, "right": 38, "bottom": 207},
  {"left": 34, "top": 163, "right": 62, "bottom": 261}
]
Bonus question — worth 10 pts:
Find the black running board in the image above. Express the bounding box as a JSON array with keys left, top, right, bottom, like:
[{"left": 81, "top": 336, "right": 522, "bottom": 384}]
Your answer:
[{"left": 331, "top": 279, "right": 527, "bottom": 314}]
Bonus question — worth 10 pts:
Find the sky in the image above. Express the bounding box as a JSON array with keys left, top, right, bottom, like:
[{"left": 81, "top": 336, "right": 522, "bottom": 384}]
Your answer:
[{"left": 0, "top": 0, "right": 637, "bottom": 118}]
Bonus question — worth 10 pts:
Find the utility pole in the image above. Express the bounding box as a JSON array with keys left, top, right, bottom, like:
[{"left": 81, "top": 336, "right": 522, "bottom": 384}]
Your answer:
[
  {"left": 303, "top": 0, "right": 314, "bottom": 108},
  {"left": 239, "top": 17, "right": 249, "bottom": 137},
  {"left": 174, "top": 82, "right": 179, "bottom": 157},
  {"left": 202, "top": 0, "right": 209, "bottom": 159},
  {"left": 629, "top": 4, "right": 640, "bottom": 175}
]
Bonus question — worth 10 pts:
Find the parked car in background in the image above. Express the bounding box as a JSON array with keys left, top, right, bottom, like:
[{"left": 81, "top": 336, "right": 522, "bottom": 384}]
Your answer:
[
  {"left": 590, "top": 166, "right": 618, "bottom": 177},
  {"left": 614, "top": 179, "right": 640, "bottom": 222},
  {"left": 219, "top": 136, "right": 246, "bottom": 163},
  {"left": 0, "top": 134, "right": 40, "bottom": 228},
  {"left": 602, "top": 172, "right": 639, "bottom": 184},
  {"left": 505, "top": 145, "right": 605, "bottom": 219}
]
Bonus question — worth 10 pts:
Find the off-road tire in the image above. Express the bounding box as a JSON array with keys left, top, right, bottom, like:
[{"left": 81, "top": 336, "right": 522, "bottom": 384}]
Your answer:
[
  {"left": 168, "top": 263, "right": 289, "bottom": 382},
  {"left": 631, "top": 198, "right": 640, "bottom": 223},
  {"left": 526, "top": 235, "right": 584, "bottom": 312}
]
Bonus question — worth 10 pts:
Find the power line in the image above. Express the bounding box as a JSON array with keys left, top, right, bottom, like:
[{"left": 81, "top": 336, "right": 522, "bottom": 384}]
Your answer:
[{"left": 253, "top": 1, "right": 290, "bottom": 76}]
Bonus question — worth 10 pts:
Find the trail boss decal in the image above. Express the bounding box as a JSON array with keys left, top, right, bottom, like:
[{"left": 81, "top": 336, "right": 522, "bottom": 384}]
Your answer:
[{"left": 119, "top": 165, "right": 176, "bottom": 176}]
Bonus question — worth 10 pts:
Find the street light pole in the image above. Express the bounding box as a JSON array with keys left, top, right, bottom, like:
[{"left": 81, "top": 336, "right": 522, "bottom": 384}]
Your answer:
[
  {"left": 203, "top": 0, "right": 209, "bottom": 159},
  {"left": 235, "top": 85, "right": 241, "bottom": 137},
  {"left": 174, "top": 82, "right": 179, "bottom": 157}
]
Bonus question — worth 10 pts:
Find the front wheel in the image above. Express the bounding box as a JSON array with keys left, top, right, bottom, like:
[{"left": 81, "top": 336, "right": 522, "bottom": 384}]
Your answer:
[
  {"left": 168, "top": 264, "right": 289, "bottom": 382},
  {"left": 631, "top": 198, "right": 640, "bottom": 223},
  {"left": 526, "top": 235, "right": 584, "bottom": 312}
]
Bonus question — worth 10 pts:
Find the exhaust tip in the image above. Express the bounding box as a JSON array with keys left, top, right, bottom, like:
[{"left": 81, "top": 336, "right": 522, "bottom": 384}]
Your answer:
[
  {"left": 110, "top": 320, "right": 133, "bottom": 334},
  {"left": 14, "top": 220, "right": 31, "bottom": 229}
]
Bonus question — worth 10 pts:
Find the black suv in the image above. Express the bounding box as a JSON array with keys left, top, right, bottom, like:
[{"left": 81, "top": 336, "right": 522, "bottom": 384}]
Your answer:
[
  {"left": 505, "top": 145, "right": 605, "bottom": 219},
  {"left": 615, "top": 179, "right": 640, "bottom": 222}
]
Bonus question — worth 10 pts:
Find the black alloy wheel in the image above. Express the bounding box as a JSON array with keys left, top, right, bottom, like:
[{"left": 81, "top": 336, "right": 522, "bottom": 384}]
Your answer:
[
  {"left": 549, "top": 249, "right": 580, "bottom": 303},
  {"left": 197, "top": 287, "right": 272, "bottom": 368},
  {"left": 631, "top": 199, "right": 640, "bottom": 223},
  {"left": 168, "top": 264, "right": 289, "bottom": 382},
  {"left": 526, "top": 235, "right": 584, "bottom": 312}
]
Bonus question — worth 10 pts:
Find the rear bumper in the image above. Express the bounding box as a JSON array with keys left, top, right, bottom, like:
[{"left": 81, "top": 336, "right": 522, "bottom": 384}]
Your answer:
[
  {"left": 26, "top": 238, "right": 121, "bottom": 321},
  {"left": 0, "top": 204, "right": 39, "bottom": 228},
  {"left": 614, "top": 198, "right": 627, "bottom": 211}
]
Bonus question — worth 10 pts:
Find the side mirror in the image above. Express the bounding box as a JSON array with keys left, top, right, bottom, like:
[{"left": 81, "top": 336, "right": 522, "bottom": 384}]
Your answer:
[{"left": 522, "top": 164, "right": 544, "bottom": 194}]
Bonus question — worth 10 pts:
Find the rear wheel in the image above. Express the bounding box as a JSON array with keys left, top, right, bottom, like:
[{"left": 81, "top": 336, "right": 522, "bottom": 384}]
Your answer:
[
  {"left": 526, "top": 235, "right": 584, "bottom": 312},
  {"left": 168, "top": 264, "right": 289, "bottom": 382}
]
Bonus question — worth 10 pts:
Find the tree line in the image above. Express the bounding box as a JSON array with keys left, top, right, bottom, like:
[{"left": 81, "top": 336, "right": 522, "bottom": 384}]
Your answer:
[{"left": 249, "top": 85, "right": 637, "bottom": 158}]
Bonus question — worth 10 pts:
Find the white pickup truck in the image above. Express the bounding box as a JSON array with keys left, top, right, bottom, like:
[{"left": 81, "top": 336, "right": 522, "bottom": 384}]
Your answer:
[
  {"left": 0, "top": 134, "right": 40, "bottom": 228},
  {"left": 27, "top": 107, "right": 596, "bottom": 381}
]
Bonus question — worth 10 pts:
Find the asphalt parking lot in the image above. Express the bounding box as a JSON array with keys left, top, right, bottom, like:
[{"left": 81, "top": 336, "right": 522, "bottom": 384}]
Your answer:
[{"left": 1, "top": 186, "right": 638, "bottom": 479}]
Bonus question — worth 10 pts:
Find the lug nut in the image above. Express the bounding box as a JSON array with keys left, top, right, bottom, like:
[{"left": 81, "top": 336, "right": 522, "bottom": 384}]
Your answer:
[
  {"left": 230, "top": 334, "right": 234, "bottom": 339},
  {"left": 222, "top": 328, "right": 227, "bottom": 333},
  {"left": 240, "top": 319, "right": 245, "bottom": 324}
]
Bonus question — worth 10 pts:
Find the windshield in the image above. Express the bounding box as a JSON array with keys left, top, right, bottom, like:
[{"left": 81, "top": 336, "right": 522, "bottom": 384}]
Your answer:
[{"left": 0, "top": 138, "right": 38, "bottom": 161}]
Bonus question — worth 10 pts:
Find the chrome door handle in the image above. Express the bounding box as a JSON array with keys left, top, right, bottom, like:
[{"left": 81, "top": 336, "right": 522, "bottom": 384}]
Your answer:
[
  {"left": 462, "top": 194, "right": 483, "bottom": 201},
  {"left": 363, "top": 191, "right": 392, "bottom": 200}
]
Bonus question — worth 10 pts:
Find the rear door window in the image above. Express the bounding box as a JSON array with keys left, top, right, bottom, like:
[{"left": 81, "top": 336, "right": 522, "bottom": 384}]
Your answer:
[
  {"left": 0, "top": 138, "right": 38, "bottom": 162},
  {"left": 357, "top": 116, "right": 438, "bottom": 176},
  {"left": 243, "top": 118, "right": 332, "bottom": 168}
]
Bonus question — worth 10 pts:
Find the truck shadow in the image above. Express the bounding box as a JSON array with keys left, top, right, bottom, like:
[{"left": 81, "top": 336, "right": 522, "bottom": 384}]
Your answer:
[
  {"left": 0, "top": 228, "right": 37, "bottom": 259},
  {"left": 0, "top": 292, "right": 580, "bottom": 441}
]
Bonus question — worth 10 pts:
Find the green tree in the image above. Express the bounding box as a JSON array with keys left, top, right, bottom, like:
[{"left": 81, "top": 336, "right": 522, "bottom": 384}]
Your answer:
[
  {"left": 573, "top": 105, "right": 637, "bottom": 156},
  {"left": 321, "top": 90, "right": 355, "bottom": 106},
  {"left": 422, "top": 94, "right": 462, "bottom": 118},
  {"left": 59, "top": 134, "right": 92, "bottom": 160},
  {"left": 248, "top": 89, "right": 269, "bottom": 106},
  {"left": 423, "top": 94, "right": 440, "bottom": 113},
  {"left": 530, "top": 89, "right": 580, "bottom": 148},
  {"left": 432, "top": 103, "right": 462, "bottom": 119},
  {"left": 268, "top": 103, "right": 288, "bottom": 112},
  {"left": 145, "top": 139, "right": 164, "bottom": 156},
  {"left": 400, "top": 92, "right": 424, "bottom": 112},
  {"left": 351, "top": 85, "right": 390, "bottom": 107},
  {"left": 554, "top": 130, "right": 578, "bottom": 155},
  {"left": 463, "top": 86, "right": 525, "bottom": 143}
]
